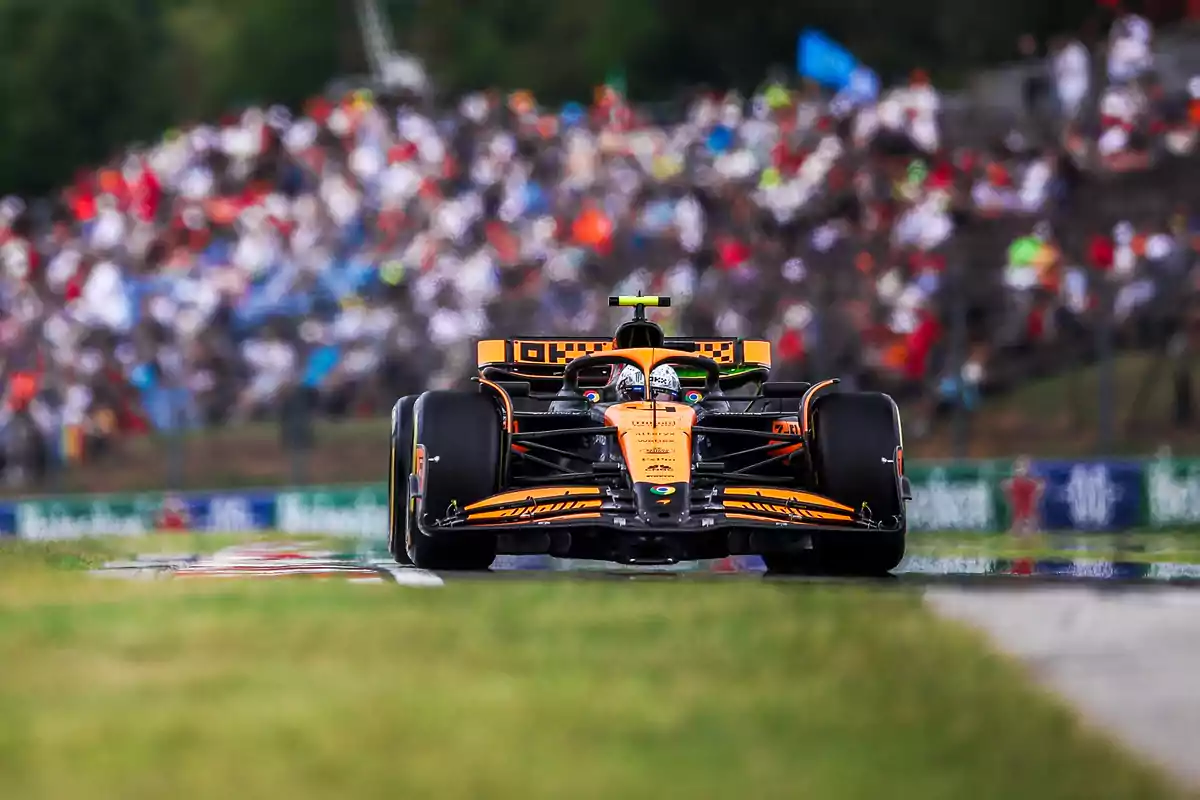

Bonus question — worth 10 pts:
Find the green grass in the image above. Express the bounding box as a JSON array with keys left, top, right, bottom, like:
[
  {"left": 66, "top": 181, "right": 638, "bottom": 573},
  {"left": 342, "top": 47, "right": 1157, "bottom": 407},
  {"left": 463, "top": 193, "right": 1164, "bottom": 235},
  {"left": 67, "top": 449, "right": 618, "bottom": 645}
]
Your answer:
[
  {"left": 0, "top": 536, "right": 1190, "bottom": 799},
  {"left": 0, "top": 532, "right": 355, "bottom": 573},
  {"left": 10, "top": 529, "right": 1196, "bottom": 573},
  {"left": 915, "top": 351, "right": 1200, "bottom": 457},
  {"left": 0, "top": 417, "right": 387, "bottom": 497},
  {"left": 992, "top": 351, "right": 1178, "bottom": 436}
]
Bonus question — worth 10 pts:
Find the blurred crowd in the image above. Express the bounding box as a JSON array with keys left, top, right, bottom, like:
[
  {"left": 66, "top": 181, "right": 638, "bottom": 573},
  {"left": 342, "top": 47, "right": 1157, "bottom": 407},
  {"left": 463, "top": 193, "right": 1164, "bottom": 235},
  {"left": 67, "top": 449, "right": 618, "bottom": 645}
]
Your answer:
[{"left": 2, "top": 5, "right": 1200, "bottom": 485}]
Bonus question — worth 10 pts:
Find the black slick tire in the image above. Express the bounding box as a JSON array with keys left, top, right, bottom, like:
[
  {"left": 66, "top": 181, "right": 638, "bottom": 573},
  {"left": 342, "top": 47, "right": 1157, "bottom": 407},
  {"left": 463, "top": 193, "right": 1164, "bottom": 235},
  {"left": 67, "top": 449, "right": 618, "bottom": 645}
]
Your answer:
[
  {"left": 764, "top": 391, "right": 905, "bottom": 576},
  {"left": 407, "top": 390, "right": 501, "bottom": 571},
  {"left": 387, "top": 395, "right": 418, "bottom": 564}
]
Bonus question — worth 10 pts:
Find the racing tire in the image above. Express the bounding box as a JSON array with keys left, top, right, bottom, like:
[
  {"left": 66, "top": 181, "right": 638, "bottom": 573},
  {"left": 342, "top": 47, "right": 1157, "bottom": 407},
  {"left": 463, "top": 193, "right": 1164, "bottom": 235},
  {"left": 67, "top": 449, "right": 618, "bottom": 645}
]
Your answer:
[
  {"left": 765, "top": 392, "right": 905, "bottom": 576},
  {"left": 387, "top": 395, "right": 418, "bottom": 564},
  {"left": 407, "top": 390, "right": 501, "bottom": 571}
]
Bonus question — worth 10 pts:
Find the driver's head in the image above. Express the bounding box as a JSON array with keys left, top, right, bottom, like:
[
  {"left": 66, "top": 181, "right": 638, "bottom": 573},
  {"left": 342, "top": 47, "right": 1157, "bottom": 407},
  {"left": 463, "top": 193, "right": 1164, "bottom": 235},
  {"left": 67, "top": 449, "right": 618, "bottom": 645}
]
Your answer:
[
  {"left": 615, "top": 365, "right": 646, "bottom": 401},
  {"left": 615, "top": 365, "right": 682, "bottom": 402},
  {"left": 649, "top": 365, "right": 682, "bottom": 401}
]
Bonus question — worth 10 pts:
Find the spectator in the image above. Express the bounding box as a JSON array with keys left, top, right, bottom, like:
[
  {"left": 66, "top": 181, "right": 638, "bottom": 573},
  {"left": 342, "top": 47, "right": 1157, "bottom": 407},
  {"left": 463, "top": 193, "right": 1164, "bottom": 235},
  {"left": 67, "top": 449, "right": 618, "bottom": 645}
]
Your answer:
[
  {"left": 1107, "top": 4, "right": 1155, "bottom": 85},
  {"left": 1052, "top": 35, "right": 1092, "bottom": 121},
  {"left": 1, "top": 46, "right": 1198, "bottom": 487}
]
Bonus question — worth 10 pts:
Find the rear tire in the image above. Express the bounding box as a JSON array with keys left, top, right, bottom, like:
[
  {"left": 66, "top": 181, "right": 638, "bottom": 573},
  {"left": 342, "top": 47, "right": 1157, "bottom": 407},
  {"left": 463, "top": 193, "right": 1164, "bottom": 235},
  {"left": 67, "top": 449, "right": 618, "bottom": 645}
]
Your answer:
[
  {"left": 765, "top": 392, "right": 905, "bottom": 576},
  {"left": 387, "top": 395, "right": 418, "bottom": 564},
  {"left": 407, "top": 391, "right": 501, "bottom": 571}
]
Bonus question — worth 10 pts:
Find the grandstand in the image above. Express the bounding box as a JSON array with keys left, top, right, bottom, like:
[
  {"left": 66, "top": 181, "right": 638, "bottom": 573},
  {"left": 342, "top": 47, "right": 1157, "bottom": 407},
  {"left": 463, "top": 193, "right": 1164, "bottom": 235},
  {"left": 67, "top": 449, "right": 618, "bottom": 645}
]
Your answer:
[{"left": 0, "top": 3, "right": 1198, "bottom": 493}]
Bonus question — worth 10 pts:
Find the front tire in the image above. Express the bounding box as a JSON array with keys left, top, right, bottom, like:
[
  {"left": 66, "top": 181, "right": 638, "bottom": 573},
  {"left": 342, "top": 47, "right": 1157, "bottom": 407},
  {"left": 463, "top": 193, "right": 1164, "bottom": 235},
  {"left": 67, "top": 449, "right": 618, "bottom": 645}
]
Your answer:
[
  {"left": 387, "top": 395, "right": 418, "bottom": 564},
  {"left": 765, "top": 391, "right": 906, "bottom": 576},
  {"left": 407, "top": 390, "right": 502, "bottom": 571}
]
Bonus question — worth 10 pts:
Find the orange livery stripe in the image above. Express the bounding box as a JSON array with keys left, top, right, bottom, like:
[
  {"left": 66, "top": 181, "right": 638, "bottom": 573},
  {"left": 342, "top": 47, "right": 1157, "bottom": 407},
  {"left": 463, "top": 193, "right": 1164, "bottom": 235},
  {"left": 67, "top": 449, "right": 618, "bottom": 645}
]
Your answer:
[
  {"left": 463, "top": 486, "right": 602, "bottom": 511},
  {"left": 720, "top": 487, "right": 854, "bottom": 512}
]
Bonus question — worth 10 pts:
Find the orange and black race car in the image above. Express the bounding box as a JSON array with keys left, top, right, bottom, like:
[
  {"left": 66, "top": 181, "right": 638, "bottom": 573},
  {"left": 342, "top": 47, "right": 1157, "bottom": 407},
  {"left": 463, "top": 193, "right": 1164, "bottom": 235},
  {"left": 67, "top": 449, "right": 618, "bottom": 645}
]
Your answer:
[{"left": 388, "top": 295, "right": 910, "bottom": 574}]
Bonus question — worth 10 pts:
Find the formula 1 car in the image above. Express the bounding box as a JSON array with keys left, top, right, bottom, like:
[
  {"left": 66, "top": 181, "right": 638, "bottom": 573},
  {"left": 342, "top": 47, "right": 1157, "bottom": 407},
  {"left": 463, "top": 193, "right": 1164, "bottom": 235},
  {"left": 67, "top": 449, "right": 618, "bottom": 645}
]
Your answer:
[{"left": 388, "top": 295, "right": 910, "bottom": 574}]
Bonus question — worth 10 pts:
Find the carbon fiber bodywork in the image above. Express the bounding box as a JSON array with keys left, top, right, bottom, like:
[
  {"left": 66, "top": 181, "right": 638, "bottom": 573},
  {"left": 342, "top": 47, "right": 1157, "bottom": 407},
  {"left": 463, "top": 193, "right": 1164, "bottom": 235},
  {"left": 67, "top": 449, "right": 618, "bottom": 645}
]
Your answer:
[{"left": 398, "top": 296, "right": 907, "bottom": 568}]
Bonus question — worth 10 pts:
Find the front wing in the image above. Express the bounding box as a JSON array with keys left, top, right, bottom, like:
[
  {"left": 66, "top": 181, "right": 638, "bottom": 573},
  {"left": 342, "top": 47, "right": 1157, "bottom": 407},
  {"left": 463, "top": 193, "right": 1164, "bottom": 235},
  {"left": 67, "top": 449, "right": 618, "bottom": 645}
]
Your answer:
[{"left": 419, "top": 485, "right": 903, "bottom": 562}]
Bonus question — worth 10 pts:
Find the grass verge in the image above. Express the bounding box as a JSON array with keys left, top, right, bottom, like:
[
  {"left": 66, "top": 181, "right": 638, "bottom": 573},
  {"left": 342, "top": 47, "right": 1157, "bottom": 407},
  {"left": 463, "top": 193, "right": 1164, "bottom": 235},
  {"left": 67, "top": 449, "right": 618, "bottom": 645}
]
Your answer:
[
  {"left": 8, "top": 529, "right": 1200, "bottom": 572},
  {"left": 0, "top": 532, "right": 339, "bottom": 573},
  {"left": 0, "top": 537, "right": 1188, "bottom": 799}
]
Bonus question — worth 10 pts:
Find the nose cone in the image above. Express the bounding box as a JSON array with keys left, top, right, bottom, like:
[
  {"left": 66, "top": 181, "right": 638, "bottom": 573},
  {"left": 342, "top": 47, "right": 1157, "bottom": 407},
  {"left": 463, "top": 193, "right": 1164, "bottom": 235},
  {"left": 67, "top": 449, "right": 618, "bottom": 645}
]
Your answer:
[{"left": 635, "top": 482, "right": 689, "bottom": 527}]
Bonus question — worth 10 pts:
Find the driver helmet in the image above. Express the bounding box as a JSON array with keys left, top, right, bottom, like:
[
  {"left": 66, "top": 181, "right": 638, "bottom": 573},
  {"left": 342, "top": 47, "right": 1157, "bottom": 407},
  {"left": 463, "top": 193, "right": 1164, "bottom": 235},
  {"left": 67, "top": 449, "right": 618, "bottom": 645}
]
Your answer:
[{"left": 616, "top": 364, "right": 682, "bottom": 402}]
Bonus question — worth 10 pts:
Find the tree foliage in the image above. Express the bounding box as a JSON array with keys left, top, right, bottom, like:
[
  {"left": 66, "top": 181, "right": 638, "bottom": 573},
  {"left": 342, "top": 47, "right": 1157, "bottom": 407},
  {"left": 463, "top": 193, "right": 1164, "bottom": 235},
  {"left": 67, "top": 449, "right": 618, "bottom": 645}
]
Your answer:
[
  {"left": 0, "top": 0, "right": 1104, "bottom": 195},
  {"left": 398, "top": 0, "right": 1103, "bottom": 100},
  {"left": 0, "top": 0, "right": 345, "bottom": 196},
  {"left": 0, "top": 0, "right": 164, "bottom": 194}
]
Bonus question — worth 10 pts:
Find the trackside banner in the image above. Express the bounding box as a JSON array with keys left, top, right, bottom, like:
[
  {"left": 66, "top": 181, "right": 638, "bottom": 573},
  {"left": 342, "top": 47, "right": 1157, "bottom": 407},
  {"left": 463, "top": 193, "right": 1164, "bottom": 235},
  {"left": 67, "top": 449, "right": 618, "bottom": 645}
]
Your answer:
[
  {"left": 0, "top": 485, "right": 387, "bottom": 541},
  {"left": 1, "top": 456, "right": 1199, "bottom": 539},
  {"left": 904, "top": 459, "right": 1149, "bottom": 532}
]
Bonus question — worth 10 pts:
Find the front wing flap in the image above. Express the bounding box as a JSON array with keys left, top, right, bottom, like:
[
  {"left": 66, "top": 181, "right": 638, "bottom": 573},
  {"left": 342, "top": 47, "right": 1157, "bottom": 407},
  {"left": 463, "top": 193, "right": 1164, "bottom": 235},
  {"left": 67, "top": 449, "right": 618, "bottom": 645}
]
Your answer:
[{"left": 422, "top": 485, "right": 903, "bottom": 534}]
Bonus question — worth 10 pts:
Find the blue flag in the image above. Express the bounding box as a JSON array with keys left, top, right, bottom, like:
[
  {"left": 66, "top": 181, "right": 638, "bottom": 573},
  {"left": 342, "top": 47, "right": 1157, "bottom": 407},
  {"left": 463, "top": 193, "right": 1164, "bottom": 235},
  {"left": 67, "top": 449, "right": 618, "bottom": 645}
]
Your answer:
[{"left": 797, "top": 29, "right": 875, "bottom": 95}]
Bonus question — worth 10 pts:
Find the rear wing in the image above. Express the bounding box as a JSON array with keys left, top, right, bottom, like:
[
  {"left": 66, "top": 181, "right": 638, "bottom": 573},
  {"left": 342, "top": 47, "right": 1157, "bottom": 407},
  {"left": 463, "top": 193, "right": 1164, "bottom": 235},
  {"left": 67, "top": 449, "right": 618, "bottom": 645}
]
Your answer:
[{"left": 477, "top": 337, "right": 772, "bottom": 388}]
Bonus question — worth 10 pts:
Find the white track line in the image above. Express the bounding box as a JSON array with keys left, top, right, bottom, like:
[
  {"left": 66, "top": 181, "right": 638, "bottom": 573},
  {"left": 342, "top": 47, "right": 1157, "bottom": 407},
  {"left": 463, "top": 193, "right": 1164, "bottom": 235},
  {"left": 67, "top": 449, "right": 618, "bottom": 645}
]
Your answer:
[{"left": 372, "top": 564, "right": 445, "bottom": 587}]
